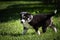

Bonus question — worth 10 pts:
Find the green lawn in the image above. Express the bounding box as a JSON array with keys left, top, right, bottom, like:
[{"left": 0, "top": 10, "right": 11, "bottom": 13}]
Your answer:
[
  {"left": 0, "top": 1, "right": 60, "bottom": 40},
  {"left": 0, "top": 17, "right": 60, "bottom": 40}
]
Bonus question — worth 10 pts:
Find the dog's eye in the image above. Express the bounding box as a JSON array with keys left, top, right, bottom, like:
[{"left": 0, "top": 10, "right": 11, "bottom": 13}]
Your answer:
[
  {"left": 24, "top": 16, "right": 27, "bottom": 18},
  {"left": 23, "top": 16, "right": 26, "bottom": 18},
  {"left": 22, "top": 17, "right": 25, "bottom": 19}
]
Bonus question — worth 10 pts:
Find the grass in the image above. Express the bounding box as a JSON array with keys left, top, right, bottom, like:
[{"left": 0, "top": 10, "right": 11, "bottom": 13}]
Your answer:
[
  {"left": 0, "top": 1, "right": 60, "bottom": 40},
  {"left": 0, "top": 16, "right": 60, "bottom": 40}
]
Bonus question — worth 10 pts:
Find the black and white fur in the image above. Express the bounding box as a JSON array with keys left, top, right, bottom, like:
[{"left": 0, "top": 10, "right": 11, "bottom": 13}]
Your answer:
[{"left": 20, "top": 10, "right": 57, "bottom": 35}]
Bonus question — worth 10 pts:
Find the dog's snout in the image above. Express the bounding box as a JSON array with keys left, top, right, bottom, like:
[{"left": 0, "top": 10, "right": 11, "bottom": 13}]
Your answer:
[{"left": 21, "top": 19, "right": 25, "bottom": 23}]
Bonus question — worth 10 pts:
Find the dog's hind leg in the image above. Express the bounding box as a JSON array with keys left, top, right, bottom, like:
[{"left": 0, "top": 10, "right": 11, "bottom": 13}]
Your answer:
[
  {"left": 42, "top": 26, "right": 47, "bottom": 33},
  {"left": 49, "top": 22, "right": 57, "bottom": 33}
]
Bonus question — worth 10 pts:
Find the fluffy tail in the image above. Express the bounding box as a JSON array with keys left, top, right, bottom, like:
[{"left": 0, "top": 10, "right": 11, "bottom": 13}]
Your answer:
[
  {"left": 47, "top": 10, "right": 57, "bottom": 17},
  {"left": 54, "top": 10, "right": 57, "bottom": 14}
]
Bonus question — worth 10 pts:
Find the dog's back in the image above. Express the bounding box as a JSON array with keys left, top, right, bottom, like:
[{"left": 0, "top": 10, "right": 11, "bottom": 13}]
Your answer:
[{"left": 30, "top": 10, "right": 57, "bottom": 24}]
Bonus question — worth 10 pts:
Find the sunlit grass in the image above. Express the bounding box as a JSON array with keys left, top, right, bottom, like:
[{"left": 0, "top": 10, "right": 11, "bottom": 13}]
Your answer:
[
  {"left": 0, "top": 16, "right": 60, "bottom": 40},
  {"left": 0, "top": 19, "right": 23, "bottom": 34}
]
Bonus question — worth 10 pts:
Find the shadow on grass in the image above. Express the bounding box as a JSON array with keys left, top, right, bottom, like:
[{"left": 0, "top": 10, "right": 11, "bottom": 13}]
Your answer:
[
  {"left": 0, "top": 32, "right": 21, "bottom": 36},
  {"left": 0, "top": 4, "right": 45, "bottom": 23},
  {"left": 0, "top": 3, "right": 57, "bottom": 23},
  {"left": 0, "top": 4, "right": 30, "bottom": 22},
  {"left": 0, "top": 32, "right": 35, "bottom": 36}
]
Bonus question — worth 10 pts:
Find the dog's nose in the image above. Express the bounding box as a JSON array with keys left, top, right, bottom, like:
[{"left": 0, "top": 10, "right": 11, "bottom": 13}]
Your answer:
[{"left": 21, "top": 21, "right": 23, "bottom": 23}]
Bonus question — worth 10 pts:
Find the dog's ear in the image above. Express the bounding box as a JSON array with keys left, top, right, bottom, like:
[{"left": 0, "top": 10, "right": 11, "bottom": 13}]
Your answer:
[
  {"left": 20, "top": 12, "right": 28, "bottom": 14},
  {"left": 26, "top": 13, "right": 31, "bottom": 16},
  {"left": 19, "top": 12, "right": 29, "bottom": 17}
]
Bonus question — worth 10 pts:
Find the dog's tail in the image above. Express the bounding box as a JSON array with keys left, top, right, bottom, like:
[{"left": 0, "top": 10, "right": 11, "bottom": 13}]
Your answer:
[{"left": 47, "top": 10, "right": 57, "bottom": 17}]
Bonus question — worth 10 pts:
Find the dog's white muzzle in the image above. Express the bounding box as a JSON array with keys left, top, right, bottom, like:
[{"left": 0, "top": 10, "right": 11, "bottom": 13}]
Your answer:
[{"left": 21, "top": 19, "right": 25, "bottom": 23}]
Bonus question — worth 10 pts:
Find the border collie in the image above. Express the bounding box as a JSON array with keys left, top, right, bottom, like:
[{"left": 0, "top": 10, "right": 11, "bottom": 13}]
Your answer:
[{"left": 20, "top": 10, "right": 57, "bottom": 35}]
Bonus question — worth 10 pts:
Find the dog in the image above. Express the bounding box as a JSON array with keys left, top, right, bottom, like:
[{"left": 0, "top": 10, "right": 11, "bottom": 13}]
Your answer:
[{"left": 20, "top": 10, "right": 57, "bottom": 35}]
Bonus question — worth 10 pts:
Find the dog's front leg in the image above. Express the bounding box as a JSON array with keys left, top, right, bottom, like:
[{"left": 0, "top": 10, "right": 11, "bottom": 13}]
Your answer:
[
  {"left": 42, "top": 26, "right": 47, "bottom": 33},
  {"left": 34, "top": 28, "right": 40, "bottom": 35},
  {"left": 49, "top": 23, "right": 57, "bottom": 33},
  {"left": 21, "top": 21, "right": 28, "bottom": 35},
  {"left": 22, "top": 27, "right": 28, "bottom": 35},
  {"left": 37, "top": 30, "right": 40, "bottom": 35}
]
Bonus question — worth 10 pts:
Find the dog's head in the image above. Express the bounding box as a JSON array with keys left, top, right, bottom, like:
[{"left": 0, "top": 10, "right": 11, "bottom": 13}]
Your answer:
[{"left": 20, "top": 12, "right": 33, "bottom": 23}]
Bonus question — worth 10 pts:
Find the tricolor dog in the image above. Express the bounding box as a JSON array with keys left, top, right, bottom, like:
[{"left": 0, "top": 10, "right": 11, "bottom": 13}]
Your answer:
[{"left": 20, "top": 10, "right": 57, "bottom": 35}]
